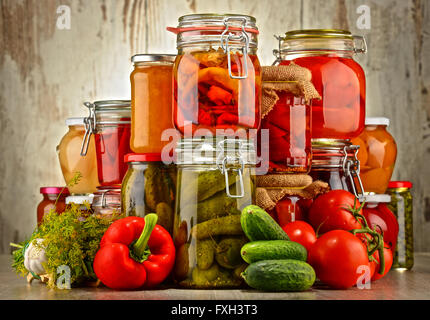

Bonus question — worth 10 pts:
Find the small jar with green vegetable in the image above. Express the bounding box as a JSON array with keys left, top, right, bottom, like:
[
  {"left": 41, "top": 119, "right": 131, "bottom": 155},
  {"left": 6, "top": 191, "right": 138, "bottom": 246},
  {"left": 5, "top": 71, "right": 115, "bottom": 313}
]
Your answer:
[
  {"left": 121, "top": 153, "right": 176, "bottom": 235},
  {"left": 173, "top": 138, "right": 256, "bottom": 288},
  {"left": 387, "top": 181, "right": 414, "bottom": 270}
]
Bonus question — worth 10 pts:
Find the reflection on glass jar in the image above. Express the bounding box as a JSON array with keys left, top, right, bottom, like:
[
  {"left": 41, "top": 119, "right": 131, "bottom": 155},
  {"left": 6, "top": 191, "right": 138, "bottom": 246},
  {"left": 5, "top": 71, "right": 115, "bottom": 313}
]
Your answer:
[
  {"left": 121, "top": 153, "right": 176, "bottom": 235},
  {"left": 130, "top": 54, "right": 176, "bottom": 153},
  {"left": 57, "top": 117, "right": 99, "bottom": 194},
  {"left": 261, "top": 94, "right": 311, "bottom": 173},
  {"left": 352, "top": 117, "right": 397, "bottom": 194},
  {"left": 173, "top": 138, "right": 256, "bottom": 288},
  {"left": 170, "top": 14, "right": 261, "bottom": 136},
  {"left": 81, "top": 100, "right": 132, "bottom": 188},
  {"left": 310, "top": 139, "right": 364, "bottom": 198},
  {"left": 37, "top": 187, "right": 69, "bottom": 225},
  {"left": 274, "top": 29, "right": 366, "bottom": 139}
]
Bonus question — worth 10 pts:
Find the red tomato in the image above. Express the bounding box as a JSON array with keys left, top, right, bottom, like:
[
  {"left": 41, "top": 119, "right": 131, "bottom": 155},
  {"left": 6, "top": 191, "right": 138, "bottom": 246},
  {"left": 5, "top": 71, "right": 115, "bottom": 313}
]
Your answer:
[
  {"left": 370, "top": 243, "right": 393, "bottom": 281},
  {"left": 308, "top": 190, "right": 362, "bottom": 234},
  {"left": 276, "top": 198, "right": 304, "bottom": 227},
  {"left": 363, "top": 204, "right": 399, "bottom": 254},
  {"left": 308, "top": 230, "right": 370, "bottom": 289},
  {"left": 282, "top": 221, "right": 317, "bottom": 252}
]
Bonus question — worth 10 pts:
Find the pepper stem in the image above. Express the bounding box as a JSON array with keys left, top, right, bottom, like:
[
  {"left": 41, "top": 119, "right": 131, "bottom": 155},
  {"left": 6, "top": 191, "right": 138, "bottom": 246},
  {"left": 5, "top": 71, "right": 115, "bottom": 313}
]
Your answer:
[{"left": 132, "top": 214, "right": 158, "bottom": 262}]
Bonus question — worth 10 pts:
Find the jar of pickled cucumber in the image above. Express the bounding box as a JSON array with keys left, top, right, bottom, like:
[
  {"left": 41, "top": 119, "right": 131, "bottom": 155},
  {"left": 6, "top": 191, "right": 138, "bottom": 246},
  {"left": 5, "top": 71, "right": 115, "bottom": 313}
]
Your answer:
[
  {"left": 387, "top": 181, "right": 414, "bottom": 270},
  {"left": 173, "top": 138, "right": 256, "bottom": 288},
  {"left": 121, "top": 153, "right": 176, "bottom": 234}
]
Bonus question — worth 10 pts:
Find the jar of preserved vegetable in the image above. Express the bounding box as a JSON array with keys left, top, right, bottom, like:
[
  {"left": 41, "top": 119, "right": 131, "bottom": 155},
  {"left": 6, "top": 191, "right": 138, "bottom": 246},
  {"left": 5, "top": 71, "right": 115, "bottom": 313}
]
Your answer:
[
  {"left": 310, "top": 139, "right": 364, "bottom": 198},
  {"left": 81, "top": 100, "right": 132, "bottom": 188},
  {"left": 130, "top": 54, "right": 176, "bottom": 153},
  {"left": 121, "top": 153, "right": 176, "bottom": 234},
  {"left": 168, "top": 14, "right": 261, "bottom": 136},
  {"left": 261, "top": 93, "right": 311, "bottom": 173},
  {"left": 37, "top": 187, "right": 69, "bottom": 225},
  {"left": 352, "top": 117, "right": 397, "bottom": 194},
  {"left": 57, "top": 117, "right": 99, "bottom": 194},
  {"left": 387, "top": 181, "right": 414, "bottom": 270},
  {"left": 92, "top": 187, "right": 121, "bottom": 218},
  {"left": 273, "top": 29, "right": 366, "bottom": 139},
  {"left": 173, "top": 138, "right": 256, "bottom": 288},
  {"left": 65, "top": 195, "right": 94, "bottom": 217}
]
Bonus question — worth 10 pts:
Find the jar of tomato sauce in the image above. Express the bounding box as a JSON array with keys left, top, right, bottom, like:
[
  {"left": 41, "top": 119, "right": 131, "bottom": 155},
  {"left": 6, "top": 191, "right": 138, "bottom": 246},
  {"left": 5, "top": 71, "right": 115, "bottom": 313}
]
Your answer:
[
  {"left": 274, "top": 29, "right": 366, "bottom": 139},
  {"left": 310, "top": 139, "right": 364, "bottom": 197},
  {"left": 261, "top": 93, "right": 311, "bottom": 173},
  {"left": 130, "top": 54, "right": 176, "bottom": 153},
  {"left": 37, "top": 187, "right": 69, "bottom": 225},
  {"left": 57, "top": 117, "right": 99, "bottom": 194},
  {"left": 168, "top": 14, "right": 261, "bottom": 136},
  {"left": 352, "top": 117, "right": 397, "bottom": 194},
  {"left": 80, "top": 100, "right": 131, "bottom": 188}
]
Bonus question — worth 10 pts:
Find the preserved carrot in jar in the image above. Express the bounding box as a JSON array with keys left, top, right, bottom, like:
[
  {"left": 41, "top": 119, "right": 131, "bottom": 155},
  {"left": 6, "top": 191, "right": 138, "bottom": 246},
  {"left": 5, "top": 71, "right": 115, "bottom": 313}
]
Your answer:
[
  {"left": 274, "top": 30, "right": 366, "bottom": 139},
  {"left": 130, "top": 55, "right": 176, "bottom": 153},
  {"left": 169, "top": 14, "right": 261, "bottom": 136},
  {"left": 57, "top": 117, "right": 99, "bottom": 194},
  {"left": 352, "top": 117, "right": 397, "bottom": 194}
]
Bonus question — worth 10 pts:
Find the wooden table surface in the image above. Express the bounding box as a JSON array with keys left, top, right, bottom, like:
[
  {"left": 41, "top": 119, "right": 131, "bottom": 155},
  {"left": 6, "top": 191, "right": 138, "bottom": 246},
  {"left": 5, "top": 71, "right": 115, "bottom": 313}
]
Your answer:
[{"left": 1, "top": 253, "right": 430, "bottom": 300}]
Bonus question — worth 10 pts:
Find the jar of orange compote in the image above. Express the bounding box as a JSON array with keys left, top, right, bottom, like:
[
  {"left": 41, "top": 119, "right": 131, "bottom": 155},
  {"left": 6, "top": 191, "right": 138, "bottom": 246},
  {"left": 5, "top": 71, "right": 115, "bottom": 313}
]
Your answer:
[
  {"left": 130, "top": 54, "right": 176, "bottom": 153},
  {"left": 352, "top": 117, "right": 397, "bottom": 194}
]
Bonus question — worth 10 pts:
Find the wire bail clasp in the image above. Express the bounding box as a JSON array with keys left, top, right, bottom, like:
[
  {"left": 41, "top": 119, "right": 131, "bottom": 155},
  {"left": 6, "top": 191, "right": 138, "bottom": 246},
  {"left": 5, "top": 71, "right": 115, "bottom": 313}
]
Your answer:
[
  {"left": 80, "top": 102, "right": 96, "bottom": 156},
  {"left": 353, "top": 35, "right": 367, "bottom": 54},
  {"left": 272, "top": 35, "right": 283, "bottom": 65},
  {"left": 342, "top": 145, "right": 365, "bottom": 199},
  {"left": 221, "top": 16, "right": 250, "bottom": 79}
]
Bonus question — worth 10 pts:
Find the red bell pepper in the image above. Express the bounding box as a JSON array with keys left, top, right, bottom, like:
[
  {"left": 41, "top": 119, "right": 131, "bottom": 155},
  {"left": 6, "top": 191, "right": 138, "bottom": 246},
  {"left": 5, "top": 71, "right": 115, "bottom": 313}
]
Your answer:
[{"left": 93, "top": 214, "right": 175, "bottom": 290}]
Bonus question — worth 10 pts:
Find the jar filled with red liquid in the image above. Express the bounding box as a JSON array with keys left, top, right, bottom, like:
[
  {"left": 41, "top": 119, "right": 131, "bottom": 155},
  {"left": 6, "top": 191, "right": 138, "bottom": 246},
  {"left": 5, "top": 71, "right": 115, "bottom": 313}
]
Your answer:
[
  {"left": 81, "top": 100, "right": 131, "bottom": 188},
  {"left": 274, "top": 30, "right": 366, "bottom": 139},
  {"left": 37, "top": 187, "right": 69, "bottom": 225},
  {"left": 169, "top": 14, "right": 261, "bottom": 137},
  {"left": 261, "top": 93, "right": 311, "bottom": 173},
  {"left": 310, "top": 139, "right": 364, "bottom": 198}
]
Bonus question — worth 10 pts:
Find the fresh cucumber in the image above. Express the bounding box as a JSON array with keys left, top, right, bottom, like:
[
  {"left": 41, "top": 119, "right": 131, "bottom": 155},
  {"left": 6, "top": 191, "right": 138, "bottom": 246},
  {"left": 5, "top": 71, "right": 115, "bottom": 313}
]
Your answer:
[
  {"left": 241, "top": 259, "right": 315, "bottom": 292},
  {"left": 240, "top": 205, "right": 289, "bottom": 241},
  {"left": 241, "top": 240, "right": 307, "bottom": 263}
]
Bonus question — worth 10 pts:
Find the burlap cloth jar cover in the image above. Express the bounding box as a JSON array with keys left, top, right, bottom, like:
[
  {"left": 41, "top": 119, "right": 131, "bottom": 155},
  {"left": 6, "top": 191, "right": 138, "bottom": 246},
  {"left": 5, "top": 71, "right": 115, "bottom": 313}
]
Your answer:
[{"left": 257, "top": 63, "right": 329, "bottom": 211}]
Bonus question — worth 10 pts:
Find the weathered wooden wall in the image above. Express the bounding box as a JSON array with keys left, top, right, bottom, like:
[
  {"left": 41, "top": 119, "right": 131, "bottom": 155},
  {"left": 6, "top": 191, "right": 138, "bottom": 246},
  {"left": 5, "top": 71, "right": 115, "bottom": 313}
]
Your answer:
[{"left": 1, "top": 0, "right": 429, "bottom": 253}]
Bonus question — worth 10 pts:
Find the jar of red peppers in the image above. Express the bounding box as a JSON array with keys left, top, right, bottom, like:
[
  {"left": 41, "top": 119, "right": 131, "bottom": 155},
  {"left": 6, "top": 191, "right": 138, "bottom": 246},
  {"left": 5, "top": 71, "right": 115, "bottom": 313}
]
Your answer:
[
  {"left": 81, "top": 100, "right": 132, "bottom": 188},
  {"left": 130, "top": 54, "right": 176, "bottom": 153},
  {"left": 37, "top": 187, "right": 69, "bottom": 225},
  {"left": 310, "top": 139, "right": 364, "bottom": 198},
  {"left": 261, "top": 94, "right": 311, "bottom": 173},
  {"left": 169, "top": 14, "right": 261, "bottom": 136},
  {"left": 274, "top": 29, "right": 366, "bottom": 139}
]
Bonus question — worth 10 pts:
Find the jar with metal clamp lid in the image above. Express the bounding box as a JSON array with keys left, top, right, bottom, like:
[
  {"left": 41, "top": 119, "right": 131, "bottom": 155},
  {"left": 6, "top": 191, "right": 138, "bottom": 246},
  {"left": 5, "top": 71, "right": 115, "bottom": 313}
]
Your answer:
[
  {"left": 130, "top": 54, "right": 176, "bottom": 153},
  {"left": 172, "top": 138, "right": 256, "bottom": 288},
  {"left": 80, "top": 100, "right": 132, "bottom": 188},
  {"left": 273, "top": 29, "right": 366, "bottom": 139},
  {"left": 168, "top": 14, "right": 261, "bottom": 136},
  {"left": 309, "top": 139, "right": 364, "bottom": 198},
  {"left": 92, "top": 187, "right": 122, "bottom": 218}
]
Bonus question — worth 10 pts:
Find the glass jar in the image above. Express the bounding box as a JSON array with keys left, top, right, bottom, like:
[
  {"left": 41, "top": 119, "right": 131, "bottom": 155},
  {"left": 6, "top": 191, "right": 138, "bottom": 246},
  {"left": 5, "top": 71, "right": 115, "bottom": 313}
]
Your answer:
[
  {"left": 173, "top": 138, "right": 256, "bottom": 288},
  {"left": 271, "top": 195, "right": 313, "bottom": 227},
  {"left": 387, "top": 181, "right": 414, "bottom": 270},
  {"left": 66, "top": 195, "right": 94, "bottom": 217},
  {"left": 274, "top": 29, "right": 366, "bottom": 139},
  {"left": 310, "top": 139, "right": 364, "bottom": 197},
  {"left": 37, "top": 187, "right": 70, "bottom": 225},
  {"left": 121, "top": 153, "right": 176, "bottom": 235},
  {"left": 169, "top": 14, "right": 261, "bottom": 136},
  {"left": 81, "top": 100, "right": 132, "bottom": 188},
  {"left": 261, "top": 94, "right": 311, "bottom": 173},
  {"left": 352, "top": 117, "right": 397, "bottom": 194},
  {"left": 92, "top": 187, "right": 122, "bottom": 218},
  {"left": 57, "top": 117, "right": 99, "bottom": 194},
  {"left": 130, "top": 54, "right": 176, "bottom": 153}
]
